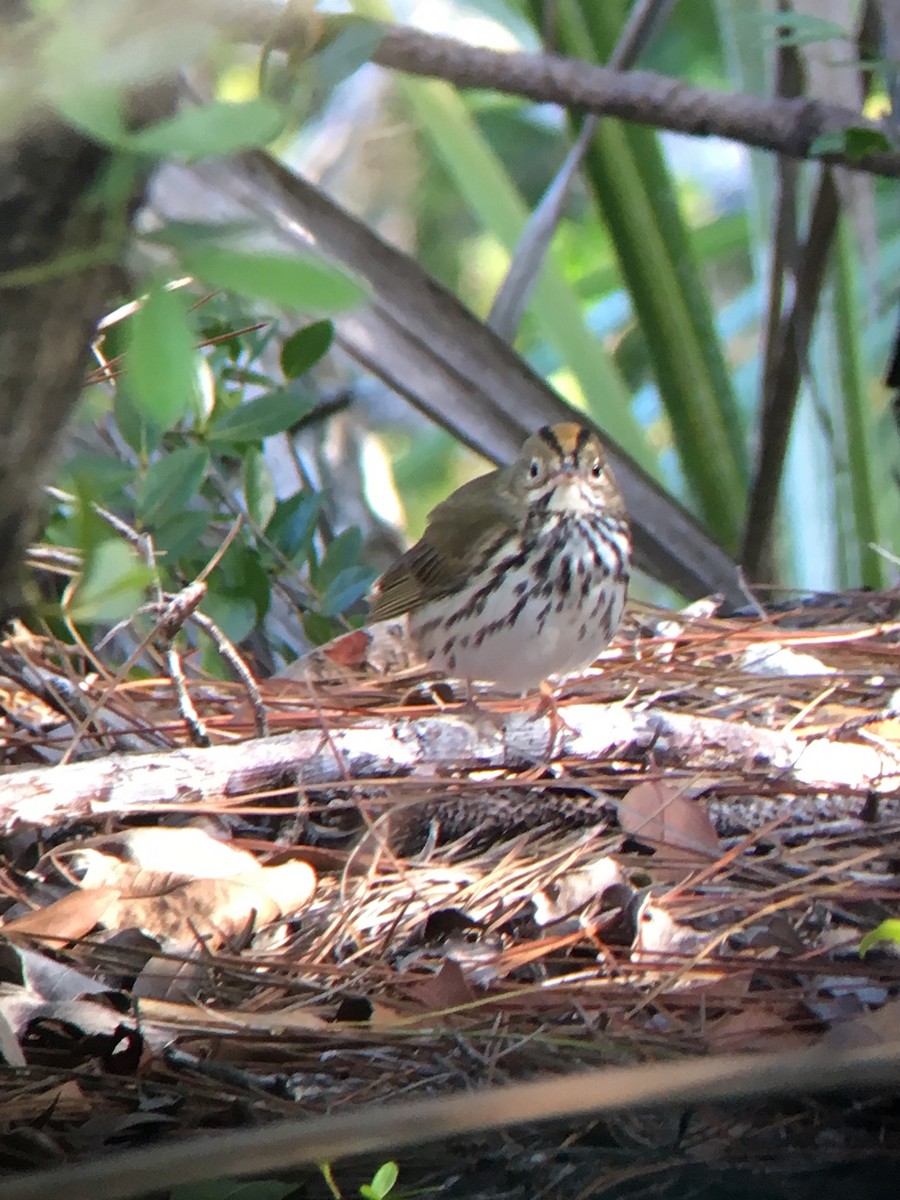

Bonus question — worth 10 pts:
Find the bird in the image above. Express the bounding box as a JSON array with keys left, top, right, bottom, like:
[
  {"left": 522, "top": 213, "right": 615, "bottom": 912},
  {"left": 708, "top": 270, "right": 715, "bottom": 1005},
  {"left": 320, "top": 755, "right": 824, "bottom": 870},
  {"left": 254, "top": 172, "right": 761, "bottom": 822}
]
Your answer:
[{"left": 369, "top": 423, "right": 630, "bottom": 695}]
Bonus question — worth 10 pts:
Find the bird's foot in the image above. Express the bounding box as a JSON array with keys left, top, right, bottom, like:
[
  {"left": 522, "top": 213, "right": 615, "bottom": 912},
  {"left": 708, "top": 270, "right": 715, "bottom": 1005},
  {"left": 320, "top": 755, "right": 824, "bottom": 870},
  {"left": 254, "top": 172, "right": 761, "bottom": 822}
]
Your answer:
[{"left": 531, "top": 681, "right": 578, "bottom": 759}]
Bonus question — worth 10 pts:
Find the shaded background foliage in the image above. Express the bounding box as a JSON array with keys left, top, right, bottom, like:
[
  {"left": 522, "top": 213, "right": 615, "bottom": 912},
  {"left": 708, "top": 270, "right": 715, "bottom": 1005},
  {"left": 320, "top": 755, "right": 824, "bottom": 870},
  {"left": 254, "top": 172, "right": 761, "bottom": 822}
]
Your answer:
[
  {"left": 1, "top": 5, "right": 900, "bottom": 1199},
  {"left": 4, "top": 0, "right": 900, "bottom": 673}
]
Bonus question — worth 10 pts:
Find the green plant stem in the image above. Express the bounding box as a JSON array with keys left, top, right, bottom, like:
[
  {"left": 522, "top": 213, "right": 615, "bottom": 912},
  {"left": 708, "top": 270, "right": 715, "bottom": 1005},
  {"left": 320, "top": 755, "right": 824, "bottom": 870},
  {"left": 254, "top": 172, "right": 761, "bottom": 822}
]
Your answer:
[
  {"left": 832, "top": 216, "right": 883, "bottom": 588},
  {"left": 356, "top": 0, "right": 656, "bottom": 477},
  {"left": 530, "top": 0, "right": 749, "bottom": 551}
]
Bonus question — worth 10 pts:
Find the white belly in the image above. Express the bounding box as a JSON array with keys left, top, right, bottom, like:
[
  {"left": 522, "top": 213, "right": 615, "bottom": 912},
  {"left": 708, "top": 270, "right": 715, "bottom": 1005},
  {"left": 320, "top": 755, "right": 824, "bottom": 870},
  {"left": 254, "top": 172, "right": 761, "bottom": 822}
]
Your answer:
[{"left": 409, "top": 517, "right": 628, "bottom": 693}]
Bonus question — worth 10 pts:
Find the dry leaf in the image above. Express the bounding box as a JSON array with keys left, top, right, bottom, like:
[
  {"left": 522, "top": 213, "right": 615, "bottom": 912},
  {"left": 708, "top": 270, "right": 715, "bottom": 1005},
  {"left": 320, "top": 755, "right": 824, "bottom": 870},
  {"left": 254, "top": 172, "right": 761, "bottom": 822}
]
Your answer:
[
  {"left": 108, "top": 862, "right": 317, "bottom": 950},
  {"left": 54, "top": 826, "right": 260, "bottom": 887},
  {"left": 619, "top": 780, "right": 720, "bottom": 859},
  {"left": 5, "top": 856, "right": 316, "bottom": 954},
  {"left": 704, "top": 1008, "right": 810, "bottom": 1054},
  {"left": 4, "top": 887, "right": 121, "bottom": 941},
  {"left": 0, "top": 1079, "right": 91, "bottom": 1122},
  {"left": 135, "top": 996, "right": 328, "bottom": 1033},
  {"left": 0, "top": 940, "right": 108, "bottom": 1000},
  {"left": 533, "top": 856, "right": 627, "bottom": 928},
  {"left": 131, "top": 954, "right": 209, "bottom": 1003},
  {"left": 406, "top": 958, "right": 476, "bottom": 1014},
  {"left": 823, "top": 995, "right": 900, "bottom": 1052}
]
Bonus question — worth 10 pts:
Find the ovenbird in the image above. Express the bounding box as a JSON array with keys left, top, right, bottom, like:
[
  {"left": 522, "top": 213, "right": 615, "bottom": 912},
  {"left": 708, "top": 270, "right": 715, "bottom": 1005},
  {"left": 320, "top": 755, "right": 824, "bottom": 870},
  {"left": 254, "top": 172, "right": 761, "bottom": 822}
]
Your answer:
[{"left": 370, "top": 423, "right": 630, "bottom": 693}]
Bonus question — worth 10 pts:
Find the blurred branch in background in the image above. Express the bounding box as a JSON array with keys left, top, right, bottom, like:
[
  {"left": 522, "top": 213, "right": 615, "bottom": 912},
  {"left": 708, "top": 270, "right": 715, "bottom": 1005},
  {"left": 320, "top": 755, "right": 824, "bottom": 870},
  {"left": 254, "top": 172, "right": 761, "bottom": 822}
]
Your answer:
[{"left": 232, "top": 0, "right": 900, "bottom": 177}]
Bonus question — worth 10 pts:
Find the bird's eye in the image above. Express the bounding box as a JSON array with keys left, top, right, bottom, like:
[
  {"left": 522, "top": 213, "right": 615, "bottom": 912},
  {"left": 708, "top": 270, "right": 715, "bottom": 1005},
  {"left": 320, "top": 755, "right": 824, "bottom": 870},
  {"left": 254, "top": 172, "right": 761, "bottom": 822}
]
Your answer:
[
  {"left": 529, "top": 458, "right": 542, "bottom": 480},
  {"left": 591, "top": 460, "right": 603, "bottom": 479}
]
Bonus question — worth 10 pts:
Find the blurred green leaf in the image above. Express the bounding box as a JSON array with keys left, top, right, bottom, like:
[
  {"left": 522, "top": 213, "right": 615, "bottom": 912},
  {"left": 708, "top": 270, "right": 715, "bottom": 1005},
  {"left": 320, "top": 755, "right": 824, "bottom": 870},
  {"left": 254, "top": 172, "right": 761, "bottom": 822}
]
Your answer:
[
  {"left": 746, "top": 11, "right": 848, "bottom": 47},
  {"left": 860, "top": 919, "right": 900, "bottom": 956},
  {"left": 152, "top": 510, "right": 212, "bottom": 563},
  {"left": 215, "top": 544, "right": 271, "bottom": 624},
  {"left": 60, "top": 453, "right": 135, "bottom": 500},
  {"left": 267, "top": 491, "right": 321, "bottom": 562},
  {"left": 263, "top": 16, "right": 382, "bottom": 119},
  {"left": 314, "top": 527, "right": 363, "bottom": 591},
  {"left": 68, "top": 540, "right": 153, "bottom": 623},
  {"left": 209, "top": 389, "right": 312, "bottom": 443},
  {"left": 312, "top": 18, "right": 384, "bottom": 93},
  {"left": 55, "top": 83, "right": 128, "bottom": 146},
  {"left": 303, "top": 610, "right": 341, "bottom": 645},
  {"left": 129, "top": 99, "right": 283, "bottom": 158},
  {"left": 181, "top": 247, "right": 367, "bottom": 313},
  {"left": 126, "top": 284, "right": 197, "bottom": 427},
  {"left": 202, "top": 589, "right": 258, "bottom": 646},
  {"left": 319, "top": 565, "right": 375, "bottom": 616},
  {"left": 810, "top": 127, "right": 893, "bottom": 160},
  {"left": 243, "top": 447, "right": 277, "bottom": 528},
  {"left": 808, "top": 131, "right": 846, "bottom": 157},
  {"left": 113, "top": 382, "right": 163, "bottom": 457},
  {"left": 138, "top": 446, "right": 210, "bottom": 527},
  {"left": 280, "top": 320, "right": 335, "bottom": 379}
]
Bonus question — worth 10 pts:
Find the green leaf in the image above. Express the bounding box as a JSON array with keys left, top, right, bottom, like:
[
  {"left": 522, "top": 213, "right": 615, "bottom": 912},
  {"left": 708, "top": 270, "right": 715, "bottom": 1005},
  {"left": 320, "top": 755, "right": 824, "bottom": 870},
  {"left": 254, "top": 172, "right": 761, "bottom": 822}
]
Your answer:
[
  {"left": 314, "top": 527, "right": 364, "bottom": 591},
  {"left": 201, "top": 589, "right": 258, "bottom": 646},
  {"left": 266, "top": 491, "right": 321, "bottom": 561},
  {"left": 55, "top": 83, "right": 129, "bottom": 146},
  {"left": 843, "top": 126, "right": 894, "bottom": 159},
  {"left": 280, "top": 320, "right": 335, "bottom": 379},
  {"left": 113, "top": 383, "right": 162, "bottom": 457},
  {"left": 138, "top": 446, "right": 210, "bottom": 527},
  {"left": 360, "top": 1161, "right": 399, "bottom": 1200},
  {"left": 68, "top": 540, "right": 153, "bottom": 623},
  {"left": 151, "top": 509, "right": 212, "bottom": 563},
  {"left": 60, "top": 453, "right": 135, "bottom": 500},
  {"left": 181, "top": 247, "right": 367, "bottom": 313},
  {"left": 808, "top": 131, "right": 846, "bottom": 157},
  {"left": 214, "top": 545, "right": 271, "bottom": 624},
  {"left": 126, "top": 285, "right": 197, "bottom": 426},
  {"left": 745, "top": 11, "right": 848, "bottom": 47},
  {"left": 263, "top": 17, "right": 382, "bottom": 120},
  {"left": 810, "top": 127, "right": 893, "bottom": 160},
  {"left": 303, "top": 610, "right": 341, "bottom": 646},
  {"left": 208, "top": 390, "right": 312, "bottom": 443},
  {"left": 860, "top": 919, "right": 900, "bottom": 957},
  {"left": 315, "top": 19, "right": 384, "bottom": 89},
  {"left": 243, "top": 447, "right": 277, "bottom": 528},
  {"left": 144, "top": 220, "right": 257, "bottom": 250},
  {"left": 129, "top": 98, "right": 283, "bottom": 158},
  {"left": 319, "top": 564, "right": 375, "bottom": 617}
]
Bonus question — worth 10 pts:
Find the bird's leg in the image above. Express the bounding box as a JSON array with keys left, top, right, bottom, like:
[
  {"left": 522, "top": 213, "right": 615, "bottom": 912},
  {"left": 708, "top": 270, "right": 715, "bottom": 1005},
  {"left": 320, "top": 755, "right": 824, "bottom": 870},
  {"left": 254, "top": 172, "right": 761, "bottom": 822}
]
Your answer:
[
  {"left": 532, "top": 680, "right": 578, "bottom": 759},
  {"left": 452, "top": 677, "right": 506, "bottom": 734}
]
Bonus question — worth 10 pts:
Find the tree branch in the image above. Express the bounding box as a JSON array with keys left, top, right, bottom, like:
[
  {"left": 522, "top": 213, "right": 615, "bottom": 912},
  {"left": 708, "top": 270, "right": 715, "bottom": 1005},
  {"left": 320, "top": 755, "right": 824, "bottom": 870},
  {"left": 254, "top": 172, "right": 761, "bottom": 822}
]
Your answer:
[
  {"left": 371, "top": 27, "right": 899, "bottom": 177},
  {"left": 229, "top": 2, "right": 900, "bottom": 177},
  {"left": 2, "top": 702, "right": 898, "bottom": 838}
]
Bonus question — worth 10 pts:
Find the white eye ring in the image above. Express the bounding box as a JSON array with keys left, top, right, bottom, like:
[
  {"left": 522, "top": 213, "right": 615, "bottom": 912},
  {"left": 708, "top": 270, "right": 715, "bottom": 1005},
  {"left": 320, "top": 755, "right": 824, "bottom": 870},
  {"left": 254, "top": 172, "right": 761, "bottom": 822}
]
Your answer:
[{"left": 529, "top": 459, "right": 542, "bottom": 480}]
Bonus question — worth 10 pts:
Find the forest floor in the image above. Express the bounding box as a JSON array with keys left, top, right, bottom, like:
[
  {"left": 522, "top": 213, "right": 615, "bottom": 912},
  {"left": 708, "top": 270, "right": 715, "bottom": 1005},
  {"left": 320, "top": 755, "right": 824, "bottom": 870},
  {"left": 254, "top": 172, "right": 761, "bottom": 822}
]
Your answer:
[{"left": 1, "top": 589, "right": 899, "bottom": 1199}]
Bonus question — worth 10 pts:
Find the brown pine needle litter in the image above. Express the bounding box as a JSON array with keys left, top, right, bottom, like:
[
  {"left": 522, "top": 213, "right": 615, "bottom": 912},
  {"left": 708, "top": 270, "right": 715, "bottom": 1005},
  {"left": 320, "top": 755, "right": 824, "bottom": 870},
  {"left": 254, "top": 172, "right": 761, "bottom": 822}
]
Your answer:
[{"left": 0, "top": 589, "right": 899, "bottom": 1198}]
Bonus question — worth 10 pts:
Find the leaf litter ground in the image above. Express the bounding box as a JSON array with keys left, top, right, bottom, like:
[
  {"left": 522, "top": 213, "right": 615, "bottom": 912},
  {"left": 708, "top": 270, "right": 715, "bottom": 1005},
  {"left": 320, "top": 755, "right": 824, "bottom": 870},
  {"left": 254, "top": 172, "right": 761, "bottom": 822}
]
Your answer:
[{"left": 0, "top": 590, "right": 899, "bottom": 1198}]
